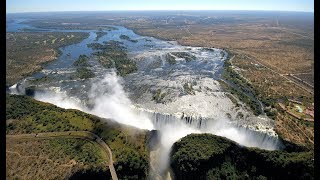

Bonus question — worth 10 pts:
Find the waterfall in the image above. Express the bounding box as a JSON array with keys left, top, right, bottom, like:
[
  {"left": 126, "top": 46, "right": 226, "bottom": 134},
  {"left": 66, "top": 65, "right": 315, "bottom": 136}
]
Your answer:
[
  {"left": 137, "top": 108, "right": 283, "bottom": 151},
  {"left": 8, "top": 79, "right": 284, "bottom": 179},
  {"left": 8, "top": 82, "right": 283, "bottom": 151},
  {"left": 136, "top": 108, "right": 284, "bottom": 179}
]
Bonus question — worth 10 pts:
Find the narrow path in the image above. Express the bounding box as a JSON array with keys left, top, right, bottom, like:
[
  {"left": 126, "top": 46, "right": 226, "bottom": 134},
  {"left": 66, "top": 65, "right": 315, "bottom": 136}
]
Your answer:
[
  {"left": 249, "top": 56, "right": 313, "bottom": 94},
  {"left": 232, "top": 51, "right": 314, "bottom": 94},
  {"left": 228, "top": 54, "right": 314, "bottom": 145},
  {"left": 6, "top": 131, "right": 118, "bottom": 180},
  {"left": 287, "top": 74, "right": 314, "bottom": 89}
]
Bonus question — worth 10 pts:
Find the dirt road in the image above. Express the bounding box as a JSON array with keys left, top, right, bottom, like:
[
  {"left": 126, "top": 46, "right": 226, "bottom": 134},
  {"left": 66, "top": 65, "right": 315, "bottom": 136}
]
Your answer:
[{"left": 7, "top": 131, "right": 118, "bottom": 180}]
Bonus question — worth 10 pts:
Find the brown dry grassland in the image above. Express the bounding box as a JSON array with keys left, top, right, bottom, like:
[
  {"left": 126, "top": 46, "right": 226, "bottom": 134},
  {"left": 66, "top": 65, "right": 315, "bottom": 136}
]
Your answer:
[
  {"left": 6, "top": 138, "right": 107, "bottom": 179},
  {"left": 6, "top": 32, "right": 89, "bottom": 86},
  {"left": 115, "top": 15, "right": 314, "bottom": 148}
]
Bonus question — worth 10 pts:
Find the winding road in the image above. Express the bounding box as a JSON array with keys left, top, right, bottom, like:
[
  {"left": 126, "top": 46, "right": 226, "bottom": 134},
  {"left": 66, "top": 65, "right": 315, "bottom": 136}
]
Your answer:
[
  {"left": 231, "top": 51, "right": 314, "bottom": 94},
  {"left": 6, "top": 131, "right": 118, "bottom": 180}
]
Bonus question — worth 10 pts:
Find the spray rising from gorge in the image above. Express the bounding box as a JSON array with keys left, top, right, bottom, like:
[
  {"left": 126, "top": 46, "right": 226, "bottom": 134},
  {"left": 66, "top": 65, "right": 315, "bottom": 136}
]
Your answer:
[
  {"left": 7, "top": 20, "right": 283, "bottom": 178},
  {"left": 11, "top": 58, "right": 283, "bottom": 177},
  {"left": 29, "top": 71, "right": 281, "bottom": 149},
  {"left": 26, "top": 71, "right": 282, "bottom": 177}
]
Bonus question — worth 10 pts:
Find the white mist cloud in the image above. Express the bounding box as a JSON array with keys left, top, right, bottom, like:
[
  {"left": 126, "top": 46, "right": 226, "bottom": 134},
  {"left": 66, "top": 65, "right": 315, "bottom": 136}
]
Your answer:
[
  {"left": 34, "top": 90, "right": 86, "bottom": 110},
  {"left": 34, "top": 71, "right": 154, "bottom": 130},
  {"left": 88, "top": 71, "right": 154, "bottom": 130},
  {"left": 28, "top": 70, "right": 280, "bottom": 177},
  {"left": 156, "top": 122, "right": 201, "bottom": 175},
  {"left": 148, "top": 115, "right": 280, "bottom": 176},
  {"left": 204, "top": 119, "right": 280, "bottom": 150}
]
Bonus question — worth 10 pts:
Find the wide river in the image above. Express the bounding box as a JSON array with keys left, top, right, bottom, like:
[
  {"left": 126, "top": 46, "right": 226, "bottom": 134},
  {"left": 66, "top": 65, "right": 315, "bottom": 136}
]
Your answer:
[{"left": 7, "top": 18, "right": 284, "bottom": 178}]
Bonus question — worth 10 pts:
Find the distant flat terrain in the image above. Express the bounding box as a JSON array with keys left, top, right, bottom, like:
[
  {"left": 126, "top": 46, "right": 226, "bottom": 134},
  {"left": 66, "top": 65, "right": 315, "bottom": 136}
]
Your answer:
[
  {"left": 7, "top": 11, "right": 314, "bottom": 147},
  {"left": 5, "top": 11, "right": 314, "bottom": 179},
  {"left": 109, "top": 11, "right": 314, "bottom": 148},
  {"left": 6, "top": 32, "right": 89, "bottom": 86}
]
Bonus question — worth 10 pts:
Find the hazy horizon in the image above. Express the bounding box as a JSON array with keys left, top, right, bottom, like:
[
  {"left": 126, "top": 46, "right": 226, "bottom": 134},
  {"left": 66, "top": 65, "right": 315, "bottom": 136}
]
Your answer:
[
  {"left": 7, "top": 0, "right": 314, "bottom": 13},
  {"left": 6, "top": 10, "right": 314, "bottom": 15}
]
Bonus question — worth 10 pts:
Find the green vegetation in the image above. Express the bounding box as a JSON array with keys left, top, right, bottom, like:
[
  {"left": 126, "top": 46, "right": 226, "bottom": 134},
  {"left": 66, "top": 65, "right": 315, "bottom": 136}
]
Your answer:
[
  {"left": 222, "top": 54, "right": 262, "bottom": 116},
  {"left": 6, "top": 94, "right": 150, "bottom": 179},
  {"left": 222, "top": 53, "right": 312, "bottom": 122},
  {"left": 73, "top": 54, "right": 90, "bottom": 67},
  {"left": 152, "top": 89, "right": 166, "bottom": 103},
  {"left": 201, "top": 47, "right": 215, "bottom": 52},
  {"left": 120, "top": 34, "right": 138, "bottom": 43},
  {"left": 69, "top": 169, "right": 111, "bottom": 179},
  {"left": 120, "top": 34, "right": 130, "bottom": 40},
  {"left": 171, "top": 52, "right": 196, "bottom": 62},
  {"left": 76, "top": 67, "right": 95, "bottom": 79},
  {"left": 225, "top": 93, "right": 240, "bottom": 107},
  {"left": 73, "top": 54, "right": 95, "bottom": 79},
  {"left": 110, "top": 11, "right": 314, "bottom": 148},
  {"left": 222, "top": 53, "right": 313, "bottom": 147},
  {"left": 95, "top": 31, "right": 107, "bottom": 41},
  {"left": 171, "top": 134, "right": 314, "bottom": 179},
  {"left": 183, "top": 83, "right": 195, "bottom": 95},
  {"left": 27, "top": 18, "right": 119, "bottom": 30},
  {"left": 7, "top": 137, "right": 110, "bottom": 179},
  {"left": 92, "top": 122, "right": 149, "bottom": 179},
  {"left": 29, "top": 76, "right": 53, "bottom": 84},
  {"left": 97, "top": 26, "right": 118, "bottom": 31},
  {"left": 6, "top": 94, "right": 95, "bottom": 134},
  {"left": 49, "top": 138, "right": 104, "bottom": 165},
  {"left": 88, "top": 40, "right": 138, "bottom": 76},
  {"left": 165, "top": 53, "right": 177, "bottom": 65},
  {"left": 6, "top": 32, "right": 89, "bottom": 86}
]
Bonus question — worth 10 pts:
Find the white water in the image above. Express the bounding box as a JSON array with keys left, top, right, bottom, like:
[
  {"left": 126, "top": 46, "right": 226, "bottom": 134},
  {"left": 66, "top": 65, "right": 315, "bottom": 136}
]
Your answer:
[
  {"left": 87, "top": 72, "right": 154, "bottom": 130},
  {"left": 7, "top": 20, "right": 283, "bottom": 179},
  {"left": 12, "top": 71, "right": 283, "bottom": 177}
]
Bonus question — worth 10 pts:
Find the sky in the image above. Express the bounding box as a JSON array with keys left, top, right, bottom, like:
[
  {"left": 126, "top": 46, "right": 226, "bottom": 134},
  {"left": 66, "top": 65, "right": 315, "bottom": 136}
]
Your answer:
[{"left": 7, "top": 0, "right": 314, "bottom": 13}]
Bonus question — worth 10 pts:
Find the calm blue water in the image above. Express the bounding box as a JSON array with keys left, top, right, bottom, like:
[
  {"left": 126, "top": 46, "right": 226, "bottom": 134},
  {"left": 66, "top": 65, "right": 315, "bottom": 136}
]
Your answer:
[
  {"left": 7, "top": 19, "right": 225, "bottom": 91},
  {"left": 7, "top": 17, "right": 282, "bottom": 153},
  {"left": 6, "top": 20, "right": 181, "bottom": 70}
]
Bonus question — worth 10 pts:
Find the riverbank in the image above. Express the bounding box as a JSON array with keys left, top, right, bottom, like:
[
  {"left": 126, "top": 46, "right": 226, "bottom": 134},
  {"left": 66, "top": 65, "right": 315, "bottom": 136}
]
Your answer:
[
  {"left": 6, "top": 94, "right": 150, "bottom": 179},
  {"left": 6, "top": 32, "right": 89, "bottom": 86},
  {"left": 122, "top": 24, "right": 314, "bottom": 149}
]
